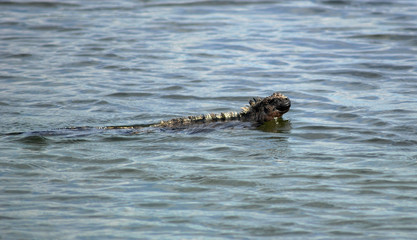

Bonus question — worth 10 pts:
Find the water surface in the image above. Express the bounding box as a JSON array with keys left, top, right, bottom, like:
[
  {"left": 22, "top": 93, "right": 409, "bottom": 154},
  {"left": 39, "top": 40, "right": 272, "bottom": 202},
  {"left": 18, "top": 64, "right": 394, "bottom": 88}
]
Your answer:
[{"left": 1, "top": 0, "right": 417, "bottom": 239}]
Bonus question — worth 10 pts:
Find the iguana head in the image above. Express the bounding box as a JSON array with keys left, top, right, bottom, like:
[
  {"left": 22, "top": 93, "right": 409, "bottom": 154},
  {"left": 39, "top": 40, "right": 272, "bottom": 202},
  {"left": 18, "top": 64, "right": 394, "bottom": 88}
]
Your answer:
[{"left": 241, "top": 92, "right": 291, "bottom": 124}]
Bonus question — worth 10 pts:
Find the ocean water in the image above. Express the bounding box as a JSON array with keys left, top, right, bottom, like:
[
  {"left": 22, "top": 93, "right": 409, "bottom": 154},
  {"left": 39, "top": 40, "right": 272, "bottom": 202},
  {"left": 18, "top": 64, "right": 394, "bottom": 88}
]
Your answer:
[{"left": 1, "top": 0, "right": 417, "bottom": 239}]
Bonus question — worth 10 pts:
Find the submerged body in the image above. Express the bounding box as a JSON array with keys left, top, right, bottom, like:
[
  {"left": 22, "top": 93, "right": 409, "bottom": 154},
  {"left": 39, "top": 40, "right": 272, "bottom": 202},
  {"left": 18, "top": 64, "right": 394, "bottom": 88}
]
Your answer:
[{"left": 8, "top": 92, "right": 291, "bottom": 135}]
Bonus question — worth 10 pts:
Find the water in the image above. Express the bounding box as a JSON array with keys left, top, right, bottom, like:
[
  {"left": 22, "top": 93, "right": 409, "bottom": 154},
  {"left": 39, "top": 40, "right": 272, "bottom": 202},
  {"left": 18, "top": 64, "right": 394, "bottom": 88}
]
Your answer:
[{"left": 1, "top": 0, "right": 417, "bottom": 239}]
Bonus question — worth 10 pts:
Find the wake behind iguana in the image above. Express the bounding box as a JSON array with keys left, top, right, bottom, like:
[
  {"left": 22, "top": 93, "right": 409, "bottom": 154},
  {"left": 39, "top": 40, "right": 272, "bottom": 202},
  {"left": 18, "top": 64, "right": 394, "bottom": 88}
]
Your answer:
[{"left": 7, "top": 92, "right": 291, "bottom": 136}]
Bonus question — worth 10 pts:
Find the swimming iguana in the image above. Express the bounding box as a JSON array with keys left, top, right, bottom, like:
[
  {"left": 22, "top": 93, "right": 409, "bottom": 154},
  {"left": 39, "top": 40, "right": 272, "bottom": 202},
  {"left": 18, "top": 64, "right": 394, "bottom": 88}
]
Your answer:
[
  {"left": 103, "top": 92, "right": 291, "bottom": 130},
  {"left": 7, "top": 92, "right": 291, "bottom": 136}
]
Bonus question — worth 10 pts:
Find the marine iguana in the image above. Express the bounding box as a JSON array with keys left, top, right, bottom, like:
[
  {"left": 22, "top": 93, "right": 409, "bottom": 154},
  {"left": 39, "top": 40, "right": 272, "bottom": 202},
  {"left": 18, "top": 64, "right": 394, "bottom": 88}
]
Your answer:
[
  {"left": 7, "top": 92, "right": 291, "bottom": 136},
  {"left": 102, "top": 92, "right": 291, "bottom": 130}
]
